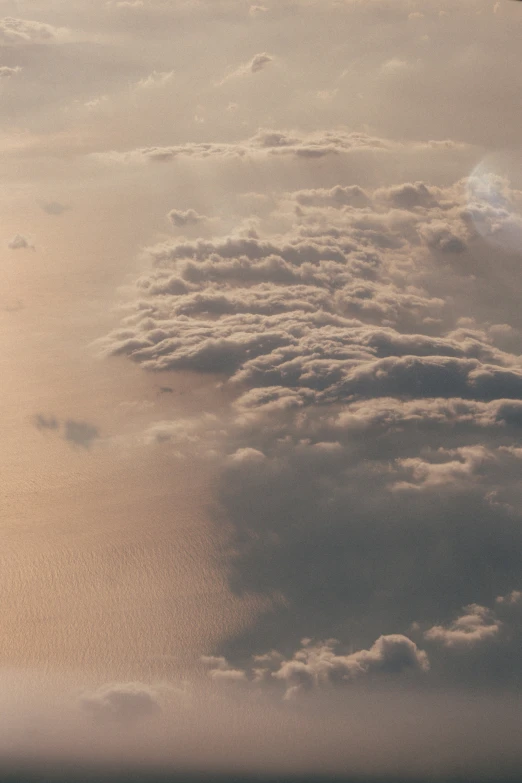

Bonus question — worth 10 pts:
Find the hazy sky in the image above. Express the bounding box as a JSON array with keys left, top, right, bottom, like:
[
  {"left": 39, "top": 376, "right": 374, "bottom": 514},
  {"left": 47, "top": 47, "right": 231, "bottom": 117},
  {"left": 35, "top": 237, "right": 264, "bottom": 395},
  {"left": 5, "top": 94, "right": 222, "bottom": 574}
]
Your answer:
[{"left": 2, "top": 0, "right": 522, "bottom": 778}]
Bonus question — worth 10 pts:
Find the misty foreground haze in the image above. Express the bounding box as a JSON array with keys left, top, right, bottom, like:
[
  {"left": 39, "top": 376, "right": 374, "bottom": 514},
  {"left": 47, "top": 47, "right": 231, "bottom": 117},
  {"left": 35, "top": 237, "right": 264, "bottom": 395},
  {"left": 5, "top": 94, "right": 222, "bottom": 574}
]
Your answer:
[{"left": 2, "top": 0, "right": 522, "bottom": 780}]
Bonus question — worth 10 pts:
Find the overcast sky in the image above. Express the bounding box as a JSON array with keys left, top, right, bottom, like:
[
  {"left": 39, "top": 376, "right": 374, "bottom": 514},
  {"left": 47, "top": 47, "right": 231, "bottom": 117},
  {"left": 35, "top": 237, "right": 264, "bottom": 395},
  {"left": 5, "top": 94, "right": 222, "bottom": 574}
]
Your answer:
[{"left": 2, "top": 0, "right": 522, "bottom": 779}]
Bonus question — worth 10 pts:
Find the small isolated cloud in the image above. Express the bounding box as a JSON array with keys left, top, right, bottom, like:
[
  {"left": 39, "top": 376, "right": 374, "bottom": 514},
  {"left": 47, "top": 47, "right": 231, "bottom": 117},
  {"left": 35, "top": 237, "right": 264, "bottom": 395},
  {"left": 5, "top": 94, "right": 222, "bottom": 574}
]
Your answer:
[
  {"left": 496, "top": 590, "right": 522, "bottom": 607},
  {"left": 381, "top": 58, "right": 410, "bottom": 74},
  {"left": 425, "top": 604, "right": 501, "bottom": 648},
  {"left": 34, "top": 413, "right": 59, "bottom": 431},
  {"left": 218, "top": 52, "right": 273, "bottom": 85},
  {"left": 134, "top": 70, "right": 174, "bottom": 90},
  {"left": 250, "top": 52, "right": 273, "bottom": 73},
  {"left": 167, "top": 208, "right": 206, "bottom": 228},
  {"left": 64, "top": 419, "right": 100, "bottom": 448},
  {"left": 249, "top": 5, "right": 268, "bottom": 16},
  {"left": 40, "top": 201, "right": 69, "bottom": 215},
  {"left": 0, "top": 65, "right": 21, "bottom": 78},
  {"left": 8, "top": 234, "right": 33, "bottom": 250},
  {"left": 106, "top": 0, "right": 144, "bottom": 8},
  {"left": 80, "top": 682, "right": 161, "bottom": 722}
]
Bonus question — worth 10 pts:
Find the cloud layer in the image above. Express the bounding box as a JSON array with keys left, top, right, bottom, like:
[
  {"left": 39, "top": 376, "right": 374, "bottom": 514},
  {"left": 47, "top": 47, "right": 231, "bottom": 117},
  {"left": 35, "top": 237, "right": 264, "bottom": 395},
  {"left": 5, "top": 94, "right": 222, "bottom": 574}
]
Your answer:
[{"left": 99, "top": 131, "right": 522, "bottom": 687}]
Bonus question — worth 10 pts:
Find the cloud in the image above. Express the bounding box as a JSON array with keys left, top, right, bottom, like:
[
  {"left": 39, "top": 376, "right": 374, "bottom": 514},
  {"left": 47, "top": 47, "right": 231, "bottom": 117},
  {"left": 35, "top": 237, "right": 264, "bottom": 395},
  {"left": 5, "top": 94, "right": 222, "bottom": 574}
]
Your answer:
[
  {"left": 218, "top": 52, "right": 273, "bottom": 84},
  {"left": 39, "top": 201, "right": 69, "bottom": 215},
  {"left": 34, "top": 413, "right": 59, "bottom": 430},
  {"left": 80, "top": 682, "right": 162, "bottom": 722},
  {"left": 106, "top": 0, "right": 144, "bottom": 8},
  {"left": 250, "top": 4, "right": 268, "bottom": 16},
  {"left": 99, "top": 166, "right": 522, "bottom": 406},
  {"left": 102, "top": 133, "right": 522, "bottom": 685},
  {"left": 94, "top": 127, "right": 399, "bottom": 164},
  {"left": 294, "top": 185, "right": 371, "bottom": 208},
  {"left": 0, "top": 65, "right": 21, "bottom": 78},
  {"left": 229, "top": 447, "right": 266, "bottom": 464},
  {"left": 202, "top": 634, "right": 429, "bottom": 698},
  {"left": 392, "top": 445, "right": 494, "bottom": 491},
  {"left": 0, "top": 17, "right": 70, "bottom": 46},
  {"left": 33, "top": 414, "right": 100, "bottom": 449},
  {"left": 496, "top": 590, "right": 522, "bottom": 607},
  {"left": 8, "top": 234, "right": 33, "bottom": 250},
  {"left": 64, "top": 419, "right": 100, "bottom": 448},
  {"left": 134, "top": 70, "right": 174, "bottom": 90},
  {"left": 249, "top": 52, "right": 273, "bottom": 73},
  {"left": 425, "top": 604, "right": 501, "bottom": 648},
  {"left": 167, "top": 208, "right": 207, "bottom": 227},
  {"left": 201, "top": 656, "right": 248, "bottom": 682}
]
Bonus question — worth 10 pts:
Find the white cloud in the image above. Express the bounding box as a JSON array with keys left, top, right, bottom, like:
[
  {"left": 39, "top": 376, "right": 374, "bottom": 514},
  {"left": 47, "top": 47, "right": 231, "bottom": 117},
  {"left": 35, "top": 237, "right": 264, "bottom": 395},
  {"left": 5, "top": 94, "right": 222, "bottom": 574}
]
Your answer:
[
  {"left": 0, "top": 65, "right": 21, "bottom": 77},
  {"left": 0, "top": 17, "right": 70, "bottom": 46},
  {"left": 425, "top": 604, "right": 501, "bottom": 648}
]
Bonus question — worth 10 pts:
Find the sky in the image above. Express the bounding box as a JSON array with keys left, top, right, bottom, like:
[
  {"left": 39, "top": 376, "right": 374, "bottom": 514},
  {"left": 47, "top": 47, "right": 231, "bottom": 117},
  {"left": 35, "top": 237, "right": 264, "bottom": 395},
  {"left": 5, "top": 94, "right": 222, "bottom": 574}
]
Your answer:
[{"left": 2, "top": 0, "right": 522, "bottom": 779}]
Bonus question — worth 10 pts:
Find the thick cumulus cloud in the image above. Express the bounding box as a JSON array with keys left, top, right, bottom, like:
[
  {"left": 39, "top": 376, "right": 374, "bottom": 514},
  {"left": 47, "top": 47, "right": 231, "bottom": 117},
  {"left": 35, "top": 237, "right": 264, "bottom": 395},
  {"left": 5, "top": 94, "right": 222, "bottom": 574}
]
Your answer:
[
  {"left": 101, "top": 131, "right": 522, "bottom": 686},
  {"left": 202, "top": 634, "right": 429, "bottom": 699}
]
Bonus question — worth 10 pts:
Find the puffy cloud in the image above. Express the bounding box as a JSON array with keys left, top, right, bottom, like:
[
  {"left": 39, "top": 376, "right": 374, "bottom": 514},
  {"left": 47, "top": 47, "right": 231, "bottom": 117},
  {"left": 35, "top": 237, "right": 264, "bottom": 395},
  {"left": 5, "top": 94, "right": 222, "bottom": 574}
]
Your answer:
[
  {"left": 167, "top": 208, "right": 207, "bottom": 227},
  {"left": 272, "top": 635, "right": 429, "bottom": 698},
  {"left": 496, "top": 590, "right": 522, "bottom": 607},
  {"left": 249, "top": 52, "right": 273, "bottom": 73},
  {"left": 80, "top": 682, "right": 162, "bottom": 721},
  {"left": 99, "top": 165, "right": 522, "bottom": 409},
  {"left": 425, "top": 604, "right": 501, "bottom": 648},
  {"left": 392, "top": 446, "right": 494, "bottom": 491},
  {"left": 103, "top": 137, "right": 522, "bottom": 685},
  {"left": 294, "top": 185, "right": 371, "bottom": 209},
  {"left": 229, "top": 447, "right": 266, "bottom": 464},
  {"left": 202, "top": 635, "right": 429, "bottom": 698},
  {"left": 374, "top": 182, "right": 442, "bottom": 211}
]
